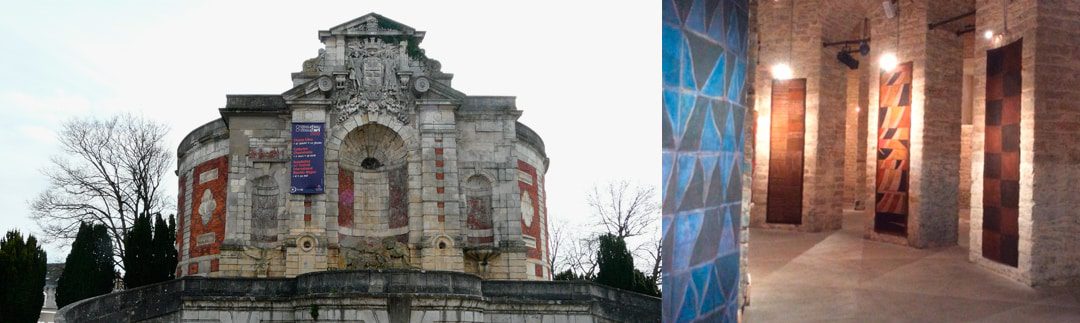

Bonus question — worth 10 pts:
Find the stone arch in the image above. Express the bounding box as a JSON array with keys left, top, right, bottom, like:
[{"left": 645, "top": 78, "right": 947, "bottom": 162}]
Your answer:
[
  {"left": 464, "top": 174, "right": 495, "bottom": 245},
  {"left": 334, "top": 122, "right": 411, "bottom": 246}
]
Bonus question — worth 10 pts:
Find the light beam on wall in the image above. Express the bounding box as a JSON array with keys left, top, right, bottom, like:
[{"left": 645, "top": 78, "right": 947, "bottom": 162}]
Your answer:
[
  {"left": 879, "top": 53, "right": 898, "bottom": 72},
  {"left": 771, "top": 63, "right": 794, "bottom": 80},
  {"left": 983, "top": 30, "right": 994, "bottom": 40}
]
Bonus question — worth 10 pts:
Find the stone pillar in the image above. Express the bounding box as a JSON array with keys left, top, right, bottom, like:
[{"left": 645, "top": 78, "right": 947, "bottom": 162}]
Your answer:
[
  {"left": 750, "top": 0, "right": 845, "bottom": 232},
  {"left": 417, "top": 103, "right": 465, "bottom": 272},
  {"left": 863, "top": 0, "right": 964, "bottom": 248},
  {"left": 970, "top": 0, "right": 1080, "bottom": 286},
  {"left": 844, "top": 69, "right": 870, "bottom": 210}
]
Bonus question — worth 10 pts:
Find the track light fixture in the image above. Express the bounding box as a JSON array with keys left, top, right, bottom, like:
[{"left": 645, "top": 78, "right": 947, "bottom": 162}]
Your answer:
[{"left": 837, "top": 50, "right": 859, "bottom": 70}]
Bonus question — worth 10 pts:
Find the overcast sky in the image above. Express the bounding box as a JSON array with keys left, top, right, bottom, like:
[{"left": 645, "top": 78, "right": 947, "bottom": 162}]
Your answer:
[{"left": 0, "top": 0, "right": 660, "bottom": 262}]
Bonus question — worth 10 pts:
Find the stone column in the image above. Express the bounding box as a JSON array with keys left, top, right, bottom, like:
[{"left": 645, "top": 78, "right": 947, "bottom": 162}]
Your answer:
[
  {"left": 750, "top": 0, "right": 845, "bottom": 232},
  {"left": 970, "top": 0, "right": 1080, "bottom": 286},
  {"left": 864, "top": 0, "right": 964, "bottom": 248}
]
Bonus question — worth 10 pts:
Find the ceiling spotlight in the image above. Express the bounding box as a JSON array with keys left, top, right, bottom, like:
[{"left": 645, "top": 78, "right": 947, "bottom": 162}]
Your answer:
[
  {"left": 879, "top": 52, "right": 898, "bottom": 72},
  {"left": 859, "top": 41, "right": 870, "bottom": 57},
  {"left": 837, "top": 51, "right": 859, "bottom": 70},
  {"left": 983, "top": 30, "right": 994, "bottom": 40},
  {"left": 883, "top": 0, "right": 898, "bottom": 19},
  {"left": 771, "top": 63, "right": 793, "bottom": 80}
]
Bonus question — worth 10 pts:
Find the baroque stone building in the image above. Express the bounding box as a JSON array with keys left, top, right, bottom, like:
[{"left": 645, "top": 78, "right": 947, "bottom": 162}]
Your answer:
[
  {"left": 58, "top": 13, "right": 662, "bottom": 323},
  {"left": 174, "top": 13, "right": 551, "bottom": 281}
]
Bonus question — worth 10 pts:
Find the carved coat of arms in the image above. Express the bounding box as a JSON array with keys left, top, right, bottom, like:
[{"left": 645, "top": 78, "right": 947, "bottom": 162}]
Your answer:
[{"left": 333, "top": 38, "right": 410, "bottom": 124}]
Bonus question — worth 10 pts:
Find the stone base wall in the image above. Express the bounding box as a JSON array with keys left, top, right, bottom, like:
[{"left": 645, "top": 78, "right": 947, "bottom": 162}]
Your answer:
[{"left": 55, "top": 270, "right": 660, "bottom": 323}]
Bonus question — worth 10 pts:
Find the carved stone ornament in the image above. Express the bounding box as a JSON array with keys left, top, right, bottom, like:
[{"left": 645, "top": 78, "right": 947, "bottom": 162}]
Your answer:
[
  {"left": 346, "top": 16, "right": 389, "bottom": 33},
  {"left": 332, "top": 38, "right": 411, "bottom": 124}
]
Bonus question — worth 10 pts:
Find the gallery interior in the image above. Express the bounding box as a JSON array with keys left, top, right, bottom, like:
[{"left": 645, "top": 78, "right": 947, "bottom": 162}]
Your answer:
[{"left": 663, "top": 0, "right": 1080, "bottom": 321}]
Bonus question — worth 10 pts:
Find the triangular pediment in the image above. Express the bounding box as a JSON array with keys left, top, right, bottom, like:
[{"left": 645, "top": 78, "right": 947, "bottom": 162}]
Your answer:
[{"left": 319, "top": 13, "right": 425, "bottom": 41}]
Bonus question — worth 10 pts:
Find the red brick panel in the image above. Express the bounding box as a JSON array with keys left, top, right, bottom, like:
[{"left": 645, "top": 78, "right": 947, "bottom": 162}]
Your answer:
[
  {"left": 518, "top": 160, "right": 543, "bottom": 260},
  {"left": 338, "top": 168, "right": 354, "bottom": 228},
  {"left": 189, "top": 156, "right": 228, "bottom": 259},
  {"left": 766, "top": 78, "right": 806, "bottom": 225},
  {"left": 388, "top": 166, "right": 409, "bottom": 229}
]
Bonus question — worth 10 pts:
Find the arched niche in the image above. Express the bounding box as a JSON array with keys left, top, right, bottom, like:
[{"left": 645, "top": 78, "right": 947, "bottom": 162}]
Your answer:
[
  {"left": 464, "top": 174, "right": 494, "bottom": 245},
  {"left": 336, "top": 123, "right": 410, "bottom": 244}
]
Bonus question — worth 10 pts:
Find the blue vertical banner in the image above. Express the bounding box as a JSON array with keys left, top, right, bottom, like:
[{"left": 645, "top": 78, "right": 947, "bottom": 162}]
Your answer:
[{"left": 290, "top": 122, "right": 325, "bottom": 194}]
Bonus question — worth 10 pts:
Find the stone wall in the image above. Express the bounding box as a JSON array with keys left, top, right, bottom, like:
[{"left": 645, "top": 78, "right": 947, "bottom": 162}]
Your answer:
[
  {"left": 176, "top": 119, "right": 231, "bottom": 277},
  {"left": 55, "top": 270, "right": 660, "bottom": 323},
  {"left": 970, "top": 0, "right": 1038, "bottom": 284},
  {"left": 970, "top": 0, "right": 1080, "bottom": 286},
  {"left": 1028, "top": 0, "right": 1080, "bottom": 286},
  {"left": 751, "top": 0, "right": 843, "bottom": 232}
]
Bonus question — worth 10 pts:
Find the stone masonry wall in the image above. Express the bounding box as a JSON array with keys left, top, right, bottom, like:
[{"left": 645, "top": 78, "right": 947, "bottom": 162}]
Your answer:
[
  {"left": 55, "top": 270, "right": 660, "bottom": 323},
  {"left": 751, "top": 0, "right": 845, "bottom": 232},
  {"left": 970, "top": 0, "right": 1038, "bottom": 284},
  {"left": 1028, "top": 0, "right": 1080, "bottom": 286}
]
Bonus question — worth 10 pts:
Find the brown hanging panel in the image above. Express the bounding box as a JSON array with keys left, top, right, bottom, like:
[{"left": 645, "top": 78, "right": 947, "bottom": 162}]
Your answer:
[
  {"left": 875, "top": 62, "right": 912, "bottom": 236},
  {"left": 983, "top": 39, "right": 1022, "bottom": 267},
  {"left": 766, "top": 78, "right": 806, "bottom": 225}
]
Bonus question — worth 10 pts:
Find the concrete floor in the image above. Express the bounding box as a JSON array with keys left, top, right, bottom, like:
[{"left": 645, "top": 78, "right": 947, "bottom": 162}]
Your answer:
[{"left": 745, "top": 210, "right": 1080, "bottom": 322}]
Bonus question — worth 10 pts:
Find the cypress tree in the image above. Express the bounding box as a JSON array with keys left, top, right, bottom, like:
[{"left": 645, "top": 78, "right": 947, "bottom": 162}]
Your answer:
[
  {"left": 123, "top": 214, "right": 154, "bottom": 288},
  {"left": 0, "top": 230, "right": 48, "bottom": 323},
  {"left": 593, "top": 234, "right": 660, "bottom": 297},
  {"left": 151, "top": 214, "right": 178, "bottom": 282},
  {"left": 594, "top": 234, "right": 636, "bottom": 290},
  {"left": 57, "top": 223, "right": 116, "bottom": 309}
]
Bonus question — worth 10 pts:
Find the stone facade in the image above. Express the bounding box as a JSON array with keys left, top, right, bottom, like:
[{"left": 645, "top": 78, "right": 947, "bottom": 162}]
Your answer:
[
  {"left": 174, "top": 14, "right": 550, "bottom": 282},
  {"left": 54, "top": 270, "right": 661, "bottom": 323}
]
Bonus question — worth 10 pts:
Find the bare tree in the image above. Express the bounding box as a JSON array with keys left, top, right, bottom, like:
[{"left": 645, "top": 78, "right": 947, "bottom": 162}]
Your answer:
[
  {"left": 636, "top": 237, "right": 662, "bottom": 286},
  {"left": 564, "top": 234, "right": 599, "bottom": 279},
  {"left": 547, "top": 217, "right": 566, "bottom": 277},
  {"left": 30, "top": 114, "right": 171, "bottom": 268},
  {"left": 586, "top": 180, "right": 659, "bottom": 240}
]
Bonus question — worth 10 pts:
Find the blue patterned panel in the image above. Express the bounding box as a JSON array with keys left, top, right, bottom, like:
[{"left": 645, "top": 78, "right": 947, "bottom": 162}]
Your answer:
[{"left": 662, "top": 0, "right": 747, "bottom": 322}]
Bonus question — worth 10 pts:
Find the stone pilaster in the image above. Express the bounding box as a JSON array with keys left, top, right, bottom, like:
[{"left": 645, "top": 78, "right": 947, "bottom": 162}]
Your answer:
[{"left": 417, "top": 103, "right": 465, "bottom": 272}]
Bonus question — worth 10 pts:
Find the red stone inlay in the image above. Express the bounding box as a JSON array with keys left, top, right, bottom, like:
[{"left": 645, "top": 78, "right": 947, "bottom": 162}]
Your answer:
[
  {"left": 435, "top": 148, "right": 444, "bottom": 155},
  {"left": 435, "top": 160, "right": 444, "bottom": 168},
  {"left": 189, "top": 156, "right": 227, "bottom": 259},
  {"left": 388, "top": 167, "right": 409, "bottom": 229},
  {"left": 189, "top": 262, "right": 199, "bottom": 275},
  {"left": 437, "top": 187, "right": 445, "bottom": 194},
  {"left": 210, "top": 259, "right": 220, "bottom": 272},
  {"left": 338, "top": 168, "right": 355, "bottom": 228},
  {"left": 518, "top": 160, "right": 544, "bottom": 260},
  {"left": 535, "top": 264, "right": 544, "bottom": 278},
  {"left": 435, "top": 173, "right": 445, "bottom": 180}
]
